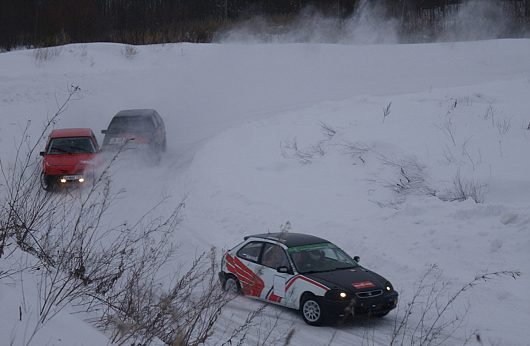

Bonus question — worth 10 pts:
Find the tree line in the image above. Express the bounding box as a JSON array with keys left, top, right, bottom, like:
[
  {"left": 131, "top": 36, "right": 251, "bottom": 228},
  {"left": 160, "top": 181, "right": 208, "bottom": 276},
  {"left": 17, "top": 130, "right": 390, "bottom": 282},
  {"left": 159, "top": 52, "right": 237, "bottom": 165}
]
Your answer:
[{"left": 1, "top": 0, "right": 529, "bottom": 50}]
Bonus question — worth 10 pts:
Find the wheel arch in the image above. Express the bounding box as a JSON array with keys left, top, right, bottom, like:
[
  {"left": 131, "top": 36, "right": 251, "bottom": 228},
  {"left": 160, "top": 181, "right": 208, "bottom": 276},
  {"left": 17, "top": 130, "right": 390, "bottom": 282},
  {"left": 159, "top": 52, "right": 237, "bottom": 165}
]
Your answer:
[
  {"left": 298, "top": 291, "right": 317, "bottom": 310},
  {"left": 223, "top": 273, "right": 242, "bottom": 294}
]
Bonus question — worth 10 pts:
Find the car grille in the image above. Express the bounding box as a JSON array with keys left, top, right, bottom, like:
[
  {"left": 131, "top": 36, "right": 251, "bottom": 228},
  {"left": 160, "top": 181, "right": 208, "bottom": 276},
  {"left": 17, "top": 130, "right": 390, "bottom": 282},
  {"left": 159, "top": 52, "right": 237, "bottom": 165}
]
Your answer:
[{"left": 356, "top": 289, "right": 383, "bottom": 298}]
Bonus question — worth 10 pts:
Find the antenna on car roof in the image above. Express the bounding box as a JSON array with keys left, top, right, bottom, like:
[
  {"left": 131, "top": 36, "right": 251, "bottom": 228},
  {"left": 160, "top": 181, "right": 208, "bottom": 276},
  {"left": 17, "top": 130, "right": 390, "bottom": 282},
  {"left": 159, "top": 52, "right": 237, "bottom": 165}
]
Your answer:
[{"left": 278, "top": 220, "right": 291, "bottom": 240}]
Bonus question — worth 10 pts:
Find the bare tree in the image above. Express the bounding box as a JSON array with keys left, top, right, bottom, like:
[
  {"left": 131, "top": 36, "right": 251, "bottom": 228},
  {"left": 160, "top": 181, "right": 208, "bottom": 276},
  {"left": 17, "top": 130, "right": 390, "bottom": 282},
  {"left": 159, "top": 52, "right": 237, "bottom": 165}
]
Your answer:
[{"left": 0, "top": 84, "right": 80, "bottom": 259}]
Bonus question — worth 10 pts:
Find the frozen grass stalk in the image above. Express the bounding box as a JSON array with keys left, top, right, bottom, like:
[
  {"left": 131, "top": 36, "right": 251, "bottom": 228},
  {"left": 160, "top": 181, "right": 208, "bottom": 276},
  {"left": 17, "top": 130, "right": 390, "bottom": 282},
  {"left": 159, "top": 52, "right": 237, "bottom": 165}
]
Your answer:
[{"left": 383, "top": 101, "right": 392, "bottom": 123}]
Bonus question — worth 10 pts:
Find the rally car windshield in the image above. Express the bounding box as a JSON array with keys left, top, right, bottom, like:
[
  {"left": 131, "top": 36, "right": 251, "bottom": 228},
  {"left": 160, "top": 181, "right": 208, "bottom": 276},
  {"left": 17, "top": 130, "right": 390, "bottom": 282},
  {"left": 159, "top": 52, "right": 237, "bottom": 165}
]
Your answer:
[
  {"left": 288, "top": 243, "right": 358, "bottom": 274},
  {"left": 107, "top": 116, "right": 155, "bottom": 135},
  {"left": 47, "top": 137, "right": 96, "bottom": 154}
]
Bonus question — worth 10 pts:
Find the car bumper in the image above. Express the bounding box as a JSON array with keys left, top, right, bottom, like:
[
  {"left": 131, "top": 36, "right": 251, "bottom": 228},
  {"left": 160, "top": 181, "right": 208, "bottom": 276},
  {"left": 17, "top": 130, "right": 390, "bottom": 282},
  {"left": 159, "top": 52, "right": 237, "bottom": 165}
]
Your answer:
[
  {"left": 45, "top": 174, "right": 88, "bottom": 184},
  {"left": 324, "top": 291, "right": 398, "bottom": 317}
]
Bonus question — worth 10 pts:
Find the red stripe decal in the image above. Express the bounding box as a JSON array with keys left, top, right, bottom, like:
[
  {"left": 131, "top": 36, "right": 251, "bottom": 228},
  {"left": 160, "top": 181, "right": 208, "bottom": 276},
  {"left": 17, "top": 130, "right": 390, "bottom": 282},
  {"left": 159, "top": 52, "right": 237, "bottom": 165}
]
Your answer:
[
  {"left": 225, "top": 254, "right": 264, "bottom": 297},
  {"left": 264, "top": 287, "right": 282, "bottom": 303},
  {"left": 268, "top": 292, "right": 282, "bottom": 303},
  {"left": 226, "top": 261, "right": 256, "bottom": 284},
  {"left": 285, "top": 275, "right": 329, "bottom": 292}
]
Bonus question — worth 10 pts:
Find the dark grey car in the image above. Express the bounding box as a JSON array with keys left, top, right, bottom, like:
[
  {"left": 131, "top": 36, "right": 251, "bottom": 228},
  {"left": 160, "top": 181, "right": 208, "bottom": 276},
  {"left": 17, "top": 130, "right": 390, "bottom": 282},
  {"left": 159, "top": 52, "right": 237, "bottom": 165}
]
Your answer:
[{"left": 101, "top": 109, "right": 166, "bottom": 158}]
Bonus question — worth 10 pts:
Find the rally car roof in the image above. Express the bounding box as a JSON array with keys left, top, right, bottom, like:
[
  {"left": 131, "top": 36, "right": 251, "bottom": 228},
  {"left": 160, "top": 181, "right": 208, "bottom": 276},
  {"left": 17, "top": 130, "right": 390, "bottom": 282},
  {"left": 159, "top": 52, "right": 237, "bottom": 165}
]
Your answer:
[
  {"left": 114, "top": 109, "right": 157, "bottom": 117},
  {"left": 50, "top": 128, "right": 94, "bottom": 138},
  {"left": 244, "top": 232, "right": 329, "bottom": 248}
]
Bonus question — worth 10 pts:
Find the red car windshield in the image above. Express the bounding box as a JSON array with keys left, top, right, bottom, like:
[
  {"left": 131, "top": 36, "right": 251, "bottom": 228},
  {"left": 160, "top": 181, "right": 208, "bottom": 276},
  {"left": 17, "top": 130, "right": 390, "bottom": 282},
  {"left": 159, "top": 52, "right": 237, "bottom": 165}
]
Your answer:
[{"left": 47, "top": 137, "right": 96, "bottom": 154}]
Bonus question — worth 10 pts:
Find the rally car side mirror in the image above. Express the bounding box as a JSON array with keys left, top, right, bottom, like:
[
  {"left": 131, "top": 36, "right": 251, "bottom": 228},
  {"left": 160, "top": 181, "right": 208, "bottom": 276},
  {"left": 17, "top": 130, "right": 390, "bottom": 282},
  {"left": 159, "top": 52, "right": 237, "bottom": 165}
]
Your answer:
[
  {"left": 101, "top": 129, "right": 107, "bottom": 134},
  {"left": 354, "top": 256, "right": 360, "bottom": 263},
  {"left": 39, "top": 151, "right": 45, "bottom": 156}
]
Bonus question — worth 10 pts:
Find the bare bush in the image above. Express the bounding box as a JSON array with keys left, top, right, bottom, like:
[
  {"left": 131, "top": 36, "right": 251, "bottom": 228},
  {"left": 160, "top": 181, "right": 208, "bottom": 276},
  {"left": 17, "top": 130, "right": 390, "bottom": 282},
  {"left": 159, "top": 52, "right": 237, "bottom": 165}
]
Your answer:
[
  {"left": 221, "top": 306, "right": 294, "bottom": 346},
  {"left": 281, "top": 122, "right": 342, "bottom": 165},
  {"left": 33, "top": 46, "right": 62, "bottom": 63},
  {"left": 437, "top": 115, "right": 457, "bottom": 146},
  {"left": 0, "top": 109, "right": 184, "bottom": 344},
  {"left": 280, "top": 138, "right": 316, "bottom": 164},
  {"left": 342, "top": 141, "right": 370, "bottom": 164},
  {"left": 121, "top": 44, "right": 139, "bottom": 59},
  {"left": 379, "top": 155, "right": 436, "bottom": 197},
  {"left": 440, "top": 170, "right": 486, "bottom": 203},
  {"left": 461, "top": 140, "right": 482, "bottom": 172},
  {"left": 319, "top": 121, "right": 336, "bottom": 140},
  {"left": 0, "top": 267, "right": 28, "bottom": 280},
  {"left": 441, "top": 146, "right": 456, "bottom": 165},
  {"left": 495, "top": 118, "right": 511, "bottom": 136},
  {"left": 102, "top": 248, "right": 236, "bottom": 345},
  {"left": 390, "top": 265, "right": 520, "bottom": 346},
  {"left": 0, "top": 85, "right": 80, "bottom": 259},
  {"left": 483, "top": 104, "right": 495, "bottom": 127},
  {"left": 0, "top": 87, "right": 261, "bottom": 345}
]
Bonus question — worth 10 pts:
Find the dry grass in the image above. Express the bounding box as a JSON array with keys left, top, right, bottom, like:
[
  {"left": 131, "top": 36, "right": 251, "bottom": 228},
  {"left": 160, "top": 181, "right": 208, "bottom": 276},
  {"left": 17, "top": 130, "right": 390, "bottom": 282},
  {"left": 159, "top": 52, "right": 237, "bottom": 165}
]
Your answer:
[{"left": 33, "top": 46, "right": 62, "bottom": 63}]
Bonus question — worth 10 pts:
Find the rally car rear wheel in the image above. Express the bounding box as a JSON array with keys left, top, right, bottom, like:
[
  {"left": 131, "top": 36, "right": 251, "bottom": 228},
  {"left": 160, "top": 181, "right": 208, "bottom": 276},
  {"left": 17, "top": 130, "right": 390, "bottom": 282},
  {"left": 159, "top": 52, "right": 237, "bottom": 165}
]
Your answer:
[
  {"left": 301, "top": 295, "right": 324, "bottom": 326},
  {"left": 224, "top": 276, "right": 241, "bottom": 295}
]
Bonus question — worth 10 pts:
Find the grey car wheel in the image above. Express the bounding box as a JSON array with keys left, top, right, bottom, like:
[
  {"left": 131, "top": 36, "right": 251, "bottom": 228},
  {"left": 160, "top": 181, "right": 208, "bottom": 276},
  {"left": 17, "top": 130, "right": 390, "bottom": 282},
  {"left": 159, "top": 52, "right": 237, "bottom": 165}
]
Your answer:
[
  {"left": 40, "top": 172, "right": 54, "bottom": 191},
  {"left": 301, "top": 296, "right": 324, "bottom": 326},
  {"left": 224, "top": 276, "right": 240, "bottom": 295}
]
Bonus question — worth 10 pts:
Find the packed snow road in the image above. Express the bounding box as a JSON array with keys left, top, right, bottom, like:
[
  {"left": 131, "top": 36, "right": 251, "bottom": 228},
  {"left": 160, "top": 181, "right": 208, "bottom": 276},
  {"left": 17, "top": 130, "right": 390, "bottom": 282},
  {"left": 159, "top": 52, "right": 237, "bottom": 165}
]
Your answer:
[{"left": 1, "top": 40, "right": 529, "bottom": 345}]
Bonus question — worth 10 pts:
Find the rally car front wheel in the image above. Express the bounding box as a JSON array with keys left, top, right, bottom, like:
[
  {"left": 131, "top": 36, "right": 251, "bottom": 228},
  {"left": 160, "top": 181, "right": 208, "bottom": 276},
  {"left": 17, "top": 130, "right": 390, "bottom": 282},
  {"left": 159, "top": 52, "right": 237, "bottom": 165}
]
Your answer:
[
  {"left": 301, "top": 295, "right": 324, "bottom": 326},
  {"left": 40, "top": 172, "right": 54, "bottom": 191}
]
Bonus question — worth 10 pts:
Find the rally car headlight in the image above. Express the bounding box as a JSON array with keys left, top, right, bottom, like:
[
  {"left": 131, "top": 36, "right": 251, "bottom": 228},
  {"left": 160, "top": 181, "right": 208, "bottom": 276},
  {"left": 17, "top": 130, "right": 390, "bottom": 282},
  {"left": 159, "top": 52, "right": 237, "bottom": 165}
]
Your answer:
[
  {"left": 326, "top": 289, "right": 349, "bottom": 300},
  {"left": 385, "top": 282, "right": 393, "bottom": 291}
]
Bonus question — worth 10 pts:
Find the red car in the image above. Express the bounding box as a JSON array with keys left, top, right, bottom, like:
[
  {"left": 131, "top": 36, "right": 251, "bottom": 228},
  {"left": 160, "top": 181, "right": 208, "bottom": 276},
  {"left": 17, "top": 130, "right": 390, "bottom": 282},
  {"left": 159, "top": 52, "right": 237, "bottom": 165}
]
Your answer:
[{"left": 39, "top": 128, "right": 100, "bottom": 190}]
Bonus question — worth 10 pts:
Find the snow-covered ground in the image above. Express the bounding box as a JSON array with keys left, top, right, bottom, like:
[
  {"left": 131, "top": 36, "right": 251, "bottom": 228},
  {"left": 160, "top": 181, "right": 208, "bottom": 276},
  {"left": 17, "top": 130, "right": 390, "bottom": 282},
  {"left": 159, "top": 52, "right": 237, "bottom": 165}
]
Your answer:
[{"left": 1, "top": 39, "right": 529, "bottom": 345}]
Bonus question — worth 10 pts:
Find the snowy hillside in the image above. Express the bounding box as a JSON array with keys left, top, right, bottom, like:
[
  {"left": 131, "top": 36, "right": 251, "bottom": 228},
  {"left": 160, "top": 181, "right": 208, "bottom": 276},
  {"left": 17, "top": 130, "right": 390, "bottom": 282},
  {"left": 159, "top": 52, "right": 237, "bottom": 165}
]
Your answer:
[{"left": 1, "top": 39, "right": 530, "bottom": 345}]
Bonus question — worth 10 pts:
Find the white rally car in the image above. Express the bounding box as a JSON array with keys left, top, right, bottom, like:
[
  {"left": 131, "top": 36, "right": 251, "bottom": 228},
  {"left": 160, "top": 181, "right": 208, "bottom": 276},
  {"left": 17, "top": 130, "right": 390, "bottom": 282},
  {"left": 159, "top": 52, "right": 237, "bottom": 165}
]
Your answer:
[{"left": 219, "top": 232, "right": 398, "bottom": 325}]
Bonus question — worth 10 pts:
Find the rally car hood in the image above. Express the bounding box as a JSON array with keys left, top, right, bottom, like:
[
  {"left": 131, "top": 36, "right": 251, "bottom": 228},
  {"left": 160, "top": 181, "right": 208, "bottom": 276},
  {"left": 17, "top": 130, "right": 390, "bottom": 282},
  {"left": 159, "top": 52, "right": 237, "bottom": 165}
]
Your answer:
[
  {"left": 44, "top": 153, "right": 95, "bottom": 168},
  {"left": 44, "top": 153, "right": 95, "bottom": 174},
  {"left": 304, "top": 267, "right": 388, "bottom": 292}
]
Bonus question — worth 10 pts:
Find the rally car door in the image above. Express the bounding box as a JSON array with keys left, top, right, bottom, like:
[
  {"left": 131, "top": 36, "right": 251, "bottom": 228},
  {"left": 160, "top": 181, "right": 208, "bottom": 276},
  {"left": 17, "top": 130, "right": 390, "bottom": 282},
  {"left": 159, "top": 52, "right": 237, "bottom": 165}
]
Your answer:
[{"left": 259, "top": 243, "right": 296, "bottom": 307}]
